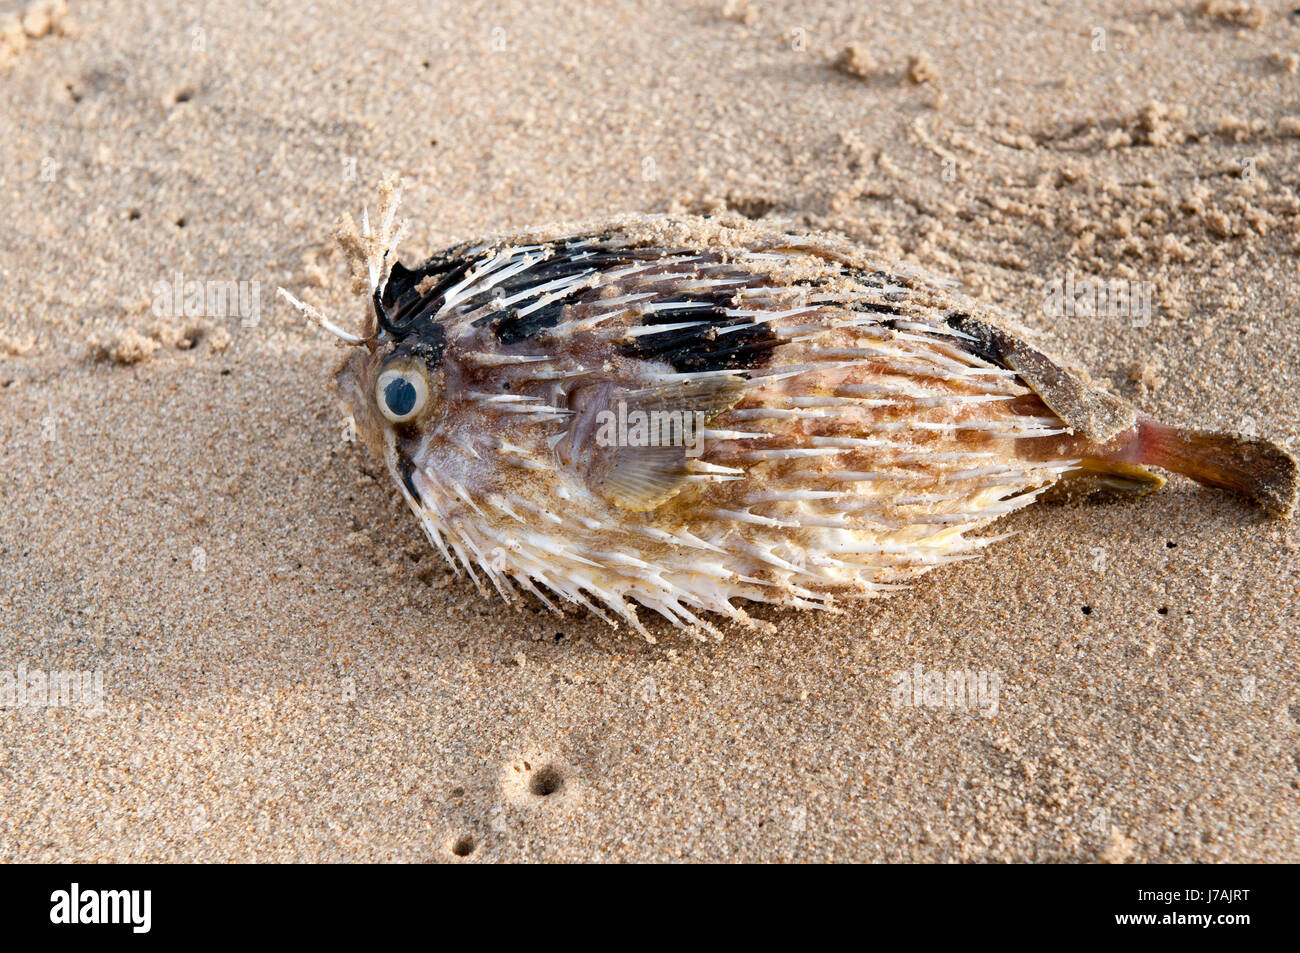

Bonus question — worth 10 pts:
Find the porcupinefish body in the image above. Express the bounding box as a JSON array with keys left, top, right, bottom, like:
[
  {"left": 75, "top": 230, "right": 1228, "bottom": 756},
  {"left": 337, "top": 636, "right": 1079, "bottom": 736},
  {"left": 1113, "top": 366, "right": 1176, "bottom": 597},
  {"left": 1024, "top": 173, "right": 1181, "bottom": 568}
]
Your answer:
[{"left": 316, "top": 214, "right": 1296, "bottom": 637}]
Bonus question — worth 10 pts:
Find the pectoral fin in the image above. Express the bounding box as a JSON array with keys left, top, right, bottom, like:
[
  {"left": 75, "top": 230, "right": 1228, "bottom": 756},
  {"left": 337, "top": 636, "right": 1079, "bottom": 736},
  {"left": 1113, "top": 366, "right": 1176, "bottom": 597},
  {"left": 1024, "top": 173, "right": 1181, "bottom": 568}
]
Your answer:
[
  {"left": 600, "top": 445, "right": 697, "bottom": 511},
  {"left": 567, "top": 374, "right": 748, "bottom": 511}
]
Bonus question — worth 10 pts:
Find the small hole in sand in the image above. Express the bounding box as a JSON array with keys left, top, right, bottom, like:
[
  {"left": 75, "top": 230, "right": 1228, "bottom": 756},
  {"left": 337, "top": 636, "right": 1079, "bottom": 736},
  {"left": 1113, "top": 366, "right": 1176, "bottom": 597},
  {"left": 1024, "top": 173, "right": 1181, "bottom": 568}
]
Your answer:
[
  {"left": 451, "top": 834, "right": 475, "bottom": 856},
  {"left": 1165, "top": 541, "right": 1177, "bottom": 549},
  {"left": 127, "top": 208, "right": 141, "bottom": 221},
  {"left": 175, "top": 216, "right": 187, "bottom": 228},
  {"left": 1157, "top": 606, "right": 1169, "bottom": 615},
  {"left": 1081, "top": 605, "right": 1092, "bottom": 615},
  {"left": 177, "top": 326, "right": 204, "bottom": 350},
  {"left": 728, "top": 196, "right": 778, "bottom": 219},
  {"left": 529, "top": 765, "right": 563, "bottom": 797}
]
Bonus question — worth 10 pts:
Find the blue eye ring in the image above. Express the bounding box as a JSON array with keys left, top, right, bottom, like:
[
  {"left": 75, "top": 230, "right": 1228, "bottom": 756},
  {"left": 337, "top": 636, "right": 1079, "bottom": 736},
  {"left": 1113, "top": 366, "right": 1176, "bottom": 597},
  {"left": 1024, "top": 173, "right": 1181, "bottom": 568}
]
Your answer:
[{"left": 376, "top": 365, "right": 430, "bottom": 423}]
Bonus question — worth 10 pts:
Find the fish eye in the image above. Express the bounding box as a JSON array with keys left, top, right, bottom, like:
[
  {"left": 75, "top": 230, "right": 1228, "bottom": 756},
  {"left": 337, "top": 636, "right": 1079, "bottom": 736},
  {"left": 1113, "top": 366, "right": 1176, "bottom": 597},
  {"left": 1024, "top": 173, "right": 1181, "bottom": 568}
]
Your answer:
[{"left": 376, "top": 364, "right": 430, "bottom": 423}]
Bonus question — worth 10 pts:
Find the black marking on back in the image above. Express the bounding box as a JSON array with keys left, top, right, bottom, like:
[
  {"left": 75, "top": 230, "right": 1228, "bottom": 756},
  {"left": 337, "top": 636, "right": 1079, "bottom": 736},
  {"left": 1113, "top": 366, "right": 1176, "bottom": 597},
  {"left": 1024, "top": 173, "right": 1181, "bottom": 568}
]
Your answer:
[
  {"left": 481, "top": 303, "right": 570, "bottom": 346},
  {"left": 844, "top": 268, "right": 909, "bottom": 326},
  {"left": 851, "top": 268, "right": 909, "bottom": 303},
  {"left": 393, "top": 320, "right": 447, "bottom": 367},
  {"left": 374, "top": 247, "right": 476, "bottom": 367},
  {"left": 381, "top": 249, "right": 474, "bottom": 326},
  {"left": 468, "top": 244, "right": 635, "bottom": 345},
  {"left": 381, "top": 237, "right": 649, "bottom": 349},
  {"left": 621, "top": 304, "right": 783, "bottom": 373},
  {"left": 856, "top": 302, "right": 903, "bottom": 318},
  {"left": 944, "top": 312, "right": 1007, "bottom": 368}
]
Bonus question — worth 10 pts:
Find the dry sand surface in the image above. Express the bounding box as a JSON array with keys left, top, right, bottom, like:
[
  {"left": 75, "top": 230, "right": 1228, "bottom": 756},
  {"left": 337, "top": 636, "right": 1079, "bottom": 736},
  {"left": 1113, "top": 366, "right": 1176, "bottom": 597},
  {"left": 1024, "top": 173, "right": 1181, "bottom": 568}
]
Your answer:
[{"left": 2, "top": 0, "right": 1299, "bottom": 862}]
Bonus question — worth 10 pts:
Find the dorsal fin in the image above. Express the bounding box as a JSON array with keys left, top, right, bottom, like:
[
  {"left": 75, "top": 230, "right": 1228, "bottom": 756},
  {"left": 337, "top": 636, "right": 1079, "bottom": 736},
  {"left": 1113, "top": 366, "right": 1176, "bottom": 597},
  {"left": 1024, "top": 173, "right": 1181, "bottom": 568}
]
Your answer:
[{"left": 946, "top": 313, "right": 1136, "bottom": 441}]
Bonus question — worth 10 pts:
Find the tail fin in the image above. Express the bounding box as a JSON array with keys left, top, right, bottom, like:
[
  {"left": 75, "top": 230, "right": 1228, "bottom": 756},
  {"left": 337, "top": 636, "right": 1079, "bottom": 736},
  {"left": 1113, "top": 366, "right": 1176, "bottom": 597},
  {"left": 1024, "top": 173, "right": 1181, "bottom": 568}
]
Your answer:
[{"left": 1134, "top": 419, "right": 1298, "bottom": 518}]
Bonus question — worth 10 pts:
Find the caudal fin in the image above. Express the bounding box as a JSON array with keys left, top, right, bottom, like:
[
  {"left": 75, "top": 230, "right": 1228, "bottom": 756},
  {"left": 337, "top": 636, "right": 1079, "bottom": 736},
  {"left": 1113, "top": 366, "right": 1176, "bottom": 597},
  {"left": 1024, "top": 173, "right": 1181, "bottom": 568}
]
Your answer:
[{"left": 1134, "top": 419, "right": 1298, "bottom": 518}]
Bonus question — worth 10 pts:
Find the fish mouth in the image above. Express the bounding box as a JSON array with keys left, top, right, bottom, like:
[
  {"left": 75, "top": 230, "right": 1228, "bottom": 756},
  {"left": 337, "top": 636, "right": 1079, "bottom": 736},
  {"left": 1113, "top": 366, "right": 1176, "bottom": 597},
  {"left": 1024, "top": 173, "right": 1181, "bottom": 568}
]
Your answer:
[
  {"left": 334, "top": 348, "right": 387, "bottom": 463},
  {"left": 333, "top": 348, "right": 369, "bottom": 422},
  {"left": 393, "top": 449, "right": 422, "bottom": 506}
]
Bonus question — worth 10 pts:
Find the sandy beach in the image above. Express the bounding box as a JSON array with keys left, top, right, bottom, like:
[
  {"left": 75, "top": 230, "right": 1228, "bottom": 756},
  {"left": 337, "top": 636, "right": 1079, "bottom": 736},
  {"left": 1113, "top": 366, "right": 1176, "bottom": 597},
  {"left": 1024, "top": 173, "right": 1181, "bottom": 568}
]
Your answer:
[{"left": 2, "top": 0, "right": 1299, "bottom": 861}]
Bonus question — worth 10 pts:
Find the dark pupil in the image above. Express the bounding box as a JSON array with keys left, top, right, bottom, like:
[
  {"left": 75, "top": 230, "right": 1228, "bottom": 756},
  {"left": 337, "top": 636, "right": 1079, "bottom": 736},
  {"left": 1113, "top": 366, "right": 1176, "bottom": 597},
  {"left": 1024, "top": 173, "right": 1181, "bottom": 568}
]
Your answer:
[{"left": 384, "top": 377, "right": 418, "bottom": 417}]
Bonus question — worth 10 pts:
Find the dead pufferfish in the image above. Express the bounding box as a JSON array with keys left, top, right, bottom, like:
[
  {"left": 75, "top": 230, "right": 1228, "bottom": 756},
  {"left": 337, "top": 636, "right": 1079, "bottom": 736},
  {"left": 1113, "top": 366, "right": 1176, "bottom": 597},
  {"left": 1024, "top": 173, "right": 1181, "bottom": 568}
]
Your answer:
[{"left": 281, "top": 209, "right": 1298, "bottom": 638}]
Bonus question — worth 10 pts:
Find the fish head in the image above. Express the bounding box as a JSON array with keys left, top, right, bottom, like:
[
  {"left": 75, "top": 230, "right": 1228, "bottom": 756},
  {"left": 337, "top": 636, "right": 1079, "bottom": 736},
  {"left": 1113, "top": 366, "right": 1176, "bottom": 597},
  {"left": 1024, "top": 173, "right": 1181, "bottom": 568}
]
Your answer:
[{"left": 335, "top": 303, "right": 451, "bottom": 481}]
